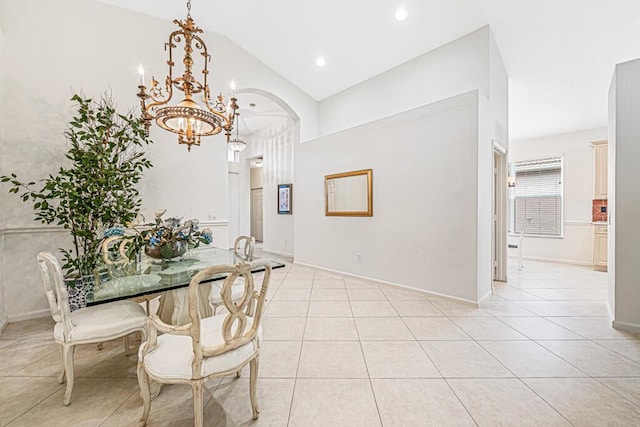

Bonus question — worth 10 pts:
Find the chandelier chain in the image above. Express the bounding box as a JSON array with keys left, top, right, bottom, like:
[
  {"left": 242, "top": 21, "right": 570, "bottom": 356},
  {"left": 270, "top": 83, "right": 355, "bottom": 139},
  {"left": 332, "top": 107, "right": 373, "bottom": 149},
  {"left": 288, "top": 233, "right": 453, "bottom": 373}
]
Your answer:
[{"left": 186, "top": 0, "right": 192, "bottom": 19}]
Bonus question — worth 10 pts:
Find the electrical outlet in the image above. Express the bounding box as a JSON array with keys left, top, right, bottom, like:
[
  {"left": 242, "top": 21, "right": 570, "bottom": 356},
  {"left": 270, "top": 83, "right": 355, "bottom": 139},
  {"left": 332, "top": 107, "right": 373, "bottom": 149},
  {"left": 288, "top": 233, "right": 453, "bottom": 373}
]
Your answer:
[
  {"left": 356, "top": 253, "right": 362, "bottom": 262},
  {"left": 284, "top": 238, "right": 288, "bottom": 245}
]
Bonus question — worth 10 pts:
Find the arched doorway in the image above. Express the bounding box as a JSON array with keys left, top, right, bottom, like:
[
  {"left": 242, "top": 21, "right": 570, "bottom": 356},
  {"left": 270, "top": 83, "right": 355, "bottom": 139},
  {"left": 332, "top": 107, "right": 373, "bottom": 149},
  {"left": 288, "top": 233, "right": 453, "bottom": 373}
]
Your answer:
[{"left": 227, "top": 89, "right": 300, "bottom": 258}]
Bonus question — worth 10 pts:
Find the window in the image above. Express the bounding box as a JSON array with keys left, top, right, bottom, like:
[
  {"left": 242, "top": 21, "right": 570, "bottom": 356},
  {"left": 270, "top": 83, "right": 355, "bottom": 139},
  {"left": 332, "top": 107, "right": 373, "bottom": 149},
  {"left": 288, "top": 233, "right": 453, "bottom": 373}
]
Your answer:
[{"left": 510, "top": 157, "right": 563, "bottom": 237}]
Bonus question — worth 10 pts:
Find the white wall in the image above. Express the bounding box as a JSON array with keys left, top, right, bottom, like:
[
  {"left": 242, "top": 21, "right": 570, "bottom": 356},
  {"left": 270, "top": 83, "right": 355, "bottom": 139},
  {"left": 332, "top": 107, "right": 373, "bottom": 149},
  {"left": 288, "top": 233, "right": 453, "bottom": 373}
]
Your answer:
[
  {"left": 0, "top": 0, "right": 316, "bottom": 320},
  {"left": 0, "top": 25, "right": 7, "bottom": 331},
  {"left": 317, "top": 26, "right": 491, "bottom": 136},
  {"left": 296, "top": 92, "right": 487, "bottom": 303},
  {"left": 608, "top": 58, "right": 640, "bottom": 332},
  {"left": 509, "top": 127, "right": 608, "bottom": 265}
]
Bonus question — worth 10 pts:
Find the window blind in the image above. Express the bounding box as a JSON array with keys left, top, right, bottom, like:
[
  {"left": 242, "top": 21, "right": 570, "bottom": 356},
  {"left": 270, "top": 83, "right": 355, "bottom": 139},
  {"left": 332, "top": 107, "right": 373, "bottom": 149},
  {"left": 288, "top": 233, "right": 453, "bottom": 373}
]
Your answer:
[{"left": 513, "top": 158, "right": 562, "bottom": 236}]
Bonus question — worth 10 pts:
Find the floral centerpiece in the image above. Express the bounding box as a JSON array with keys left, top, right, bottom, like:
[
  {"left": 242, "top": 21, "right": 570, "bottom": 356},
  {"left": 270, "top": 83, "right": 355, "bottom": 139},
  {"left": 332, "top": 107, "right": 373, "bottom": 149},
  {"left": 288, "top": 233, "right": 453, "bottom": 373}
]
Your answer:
[{"left": 103, "top": 210, "right": 213, "bottom": 262}]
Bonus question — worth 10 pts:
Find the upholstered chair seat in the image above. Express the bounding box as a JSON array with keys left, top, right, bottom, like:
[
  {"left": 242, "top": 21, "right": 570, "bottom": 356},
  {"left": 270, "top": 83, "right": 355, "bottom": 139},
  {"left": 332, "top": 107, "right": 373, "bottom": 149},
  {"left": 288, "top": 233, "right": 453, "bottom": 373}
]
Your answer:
[{"left": 37, "top": 251, "right": 148, "bottom": 406}]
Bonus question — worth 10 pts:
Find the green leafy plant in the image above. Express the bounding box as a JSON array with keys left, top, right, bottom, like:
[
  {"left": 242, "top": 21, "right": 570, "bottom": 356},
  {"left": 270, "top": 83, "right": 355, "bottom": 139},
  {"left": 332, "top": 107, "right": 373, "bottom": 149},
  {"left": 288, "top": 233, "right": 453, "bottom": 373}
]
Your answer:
[{"left": 1, "top": 93, "right": 153, "bottom": 277}]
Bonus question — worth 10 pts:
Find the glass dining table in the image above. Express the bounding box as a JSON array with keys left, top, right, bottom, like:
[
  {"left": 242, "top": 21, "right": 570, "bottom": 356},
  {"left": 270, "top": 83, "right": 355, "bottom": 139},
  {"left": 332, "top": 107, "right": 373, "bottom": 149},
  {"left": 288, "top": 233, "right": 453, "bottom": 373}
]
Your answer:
[{"left": 88, "top": 246, "right": 285, "bottom": 323}]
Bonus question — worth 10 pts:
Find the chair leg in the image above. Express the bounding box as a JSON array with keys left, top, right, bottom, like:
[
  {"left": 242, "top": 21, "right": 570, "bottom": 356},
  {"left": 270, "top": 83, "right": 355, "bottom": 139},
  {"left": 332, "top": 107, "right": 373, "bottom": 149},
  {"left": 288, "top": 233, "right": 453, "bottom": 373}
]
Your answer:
[
  {"left": 137, "top": 362, "right": 151, "bottom": 427},
  {"left": 192, "top": 382, "right": 204, "bottom": 427},
  {"left": 123, "top": 334, "right": 132, "bottom": 355},
  {"left": 62, "top": 344, "right": 75, "bottom": 405},
  {"left": 518, "top": 247, "right": 524, "bottom": 271},
  {"left": 249, "top": 356, "right": 260, "bottom": 420},
  {"left": 57, "top": 346, "right": 65, "bottom": 384}
]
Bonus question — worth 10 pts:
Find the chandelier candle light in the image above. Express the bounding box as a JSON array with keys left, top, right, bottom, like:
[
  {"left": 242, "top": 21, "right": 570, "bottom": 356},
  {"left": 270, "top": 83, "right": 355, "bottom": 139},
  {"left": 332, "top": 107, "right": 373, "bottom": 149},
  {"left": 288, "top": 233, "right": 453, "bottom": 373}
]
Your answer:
[{"left": 137, "top": 0, "right": 239, "bottom": 151}]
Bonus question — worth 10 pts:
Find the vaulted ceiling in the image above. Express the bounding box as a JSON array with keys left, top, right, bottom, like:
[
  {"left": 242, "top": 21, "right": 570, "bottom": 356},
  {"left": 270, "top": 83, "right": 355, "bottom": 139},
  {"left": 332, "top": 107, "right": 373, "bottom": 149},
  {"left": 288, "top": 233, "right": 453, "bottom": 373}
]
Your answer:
[{"left": 98, "top": 0, "right": 640, "bottom": 141}]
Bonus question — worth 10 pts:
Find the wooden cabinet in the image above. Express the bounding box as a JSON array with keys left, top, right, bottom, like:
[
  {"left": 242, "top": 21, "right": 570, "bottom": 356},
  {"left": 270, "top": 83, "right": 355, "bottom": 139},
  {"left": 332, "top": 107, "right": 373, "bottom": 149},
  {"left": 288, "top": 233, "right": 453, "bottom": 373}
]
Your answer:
[
  {"left": 593, "top": 225, "right": 608, "bottom": 272},
  {"left": 593, "top": 140, "right": 608, "bottom": 199}
]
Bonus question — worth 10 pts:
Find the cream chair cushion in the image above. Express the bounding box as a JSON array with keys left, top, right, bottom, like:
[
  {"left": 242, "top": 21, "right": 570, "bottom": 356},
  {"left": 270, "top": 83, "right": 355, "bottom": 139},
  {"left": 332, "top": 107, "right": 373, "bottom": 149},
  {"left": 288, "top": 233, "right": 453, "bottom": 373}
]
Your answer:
[
  {"left": 208, "top": 279, "right": 245, "bottom": 307},
  {"left": 140, "top": 315, "right": 262, "bottom": 380},
  {"left": 54, "top": 300, "right": 147, "bottom": 342}
]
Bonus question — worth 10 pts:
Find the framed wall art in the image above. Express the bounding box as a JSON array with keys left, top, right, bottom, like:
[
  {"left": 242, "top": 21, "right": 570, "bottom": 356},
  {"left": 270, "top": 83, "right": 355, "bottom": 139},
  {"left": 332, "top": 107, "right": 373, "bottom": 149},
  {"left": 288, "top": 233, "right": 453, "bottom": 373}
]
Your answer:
[{"left": 278, "top": 183, "right": 292, "bottom": 214}]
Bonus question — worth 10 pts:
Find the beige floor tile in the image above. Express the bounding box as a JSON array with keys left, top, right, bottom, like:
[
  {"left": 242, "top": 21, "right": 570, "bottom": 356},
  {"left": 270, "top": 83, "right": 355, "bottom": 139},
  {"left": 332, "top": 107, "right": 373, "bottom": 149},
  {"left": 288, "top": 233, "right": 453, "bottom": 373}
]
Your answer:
[
  {"left": 0, "top": 317, "right": 55, "bottom": 341},
  {"left": 312, "top": 278, "right": 345, "bottom": 289},
  {"left": 263, "top": 300, "right": 309, "bottom": 317},
  {"left": 525, "top": 288, "right": 607, "bottom": 301},
  {"left": 304, "top": 317, "right": 358, "bottom": 341},
  {"left": 310, "top": 288, "right": 348, "bottom": 301},
  {"left": 381, "top": 287, "right": 429, "bottom": 301},
  {"left": 0, "top": 376, "right": 64, "bottom": 425},
  {"left": 101, "top": 379, "right": 221, "bottom": 427},
  {"left": 307, "top": 300, "right": 352, "bottom": 317},
  {"left": 346, "top": 288, "right": 387, "bottom": 301},
  {"left": 285, "top": 271, "right": 315, "bottom": 281},
  {"left": 430, "top": 300, "right": 491, "bottom": 317},
  {"left": 496, "top": 316, "right": 584, "bottom": 340},
  {"left": 538, "top": 340, "right": 640, "bottom": 377},
  {"left": 493, "top": 286, "right": 542, "bottom": 301},
  {"left": 389, "top": 300, "right": 444, "bottom": 317},
  {"left": 261, "top": 317, "right": 306, "bottom": 341},
  {"left": 597, "top": 378, "right": 640, "bottom": 405},
  {"left": 546, "top": 316, "right": 640, "bottom": 340},
  {"left": 403, "top": 317, "right": 471, "bottom": 341},
  {"left": 350, "top": 300, "right": 398, "bottom": 317},
  {"left": 448, "top": 378, "right": 570, "bottom": 426},
  {"left": 362, "top": 341, "right": 440, "bottom": 378},
  {"left": 479, "top": 340, "right": 586, "bottom": 378},
  {"left": 480, "top": 300, "right": 536, "bottom": 316},
  {"left": 344, "top": 279, "right": 379, "bottom": 289},
  {"left": 0, "top": 339, "right": 60, "bottom": 375},
  {"left": 314, "top": 272, "right": 343, "bottom": 280},
  {"left": 289, "top": 379, "right": 381, "bottom": 427},
  {"left": 372, "top": 379, "right": 475, "bottom": 426},
  {"left": 594, "top": 339, "right": 640, "bottom": 364},
  {"left": 297, "top": 341, "right": 368, "bottom": 378},
  {"left": 512, "top": 300, "right": 582, "bottom": 317},
  {"left": 524, "top": 378, "right": 640, "bottom": 426},
  {"left": 254, "top": 341, "right": 301, "bottom": 378},
  {"left": 279, "top": 278, "right": 313, "bottom": 289},
  {"left": 421, "top": 341, "right": 513, "bottom": 378},
  {"left": 355, "top": 317, "right": 414, "bottom": 341},
  {"left": 556, "top": 301, "right": 610, "bottom": 316},
  {"left": 205, "top": 378, "right": 295, "bottom": 426},
  {"left": 452, "top": 317, "right": 528, "bottom": 340},
  {"left": 9, "top": 377, "right": 139, "bottom": 425},
  {"left": 271, "top": 288, "right": 311, "bottom": 301}
]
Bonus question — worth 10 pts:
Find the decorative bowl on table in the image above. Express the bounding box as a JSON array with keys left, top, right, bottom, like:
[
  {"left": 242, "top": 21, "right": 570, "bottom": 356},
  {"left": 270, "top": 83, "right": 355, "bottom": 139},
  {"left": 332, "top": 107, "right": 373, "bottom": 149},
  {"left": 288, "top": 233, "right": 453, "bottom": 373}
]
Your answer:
[{"left": 145, "top": 240, "right": 188, "bottom": 260}]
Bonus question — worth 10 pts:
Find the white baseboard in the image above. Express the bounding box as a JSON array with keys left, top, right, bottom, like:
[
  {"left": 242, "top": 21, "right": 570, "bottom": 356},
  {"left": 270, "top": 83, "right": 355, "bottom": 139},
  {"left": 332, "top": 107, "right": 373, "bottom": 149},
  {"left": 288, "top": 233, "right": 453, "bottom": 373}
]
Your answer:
[
  {"left": 294, "top": 260, "right": 480, "bottom": 306},
  {"left": 477, "top": 290, "right": 494, "bottom": 305},
  {"left": 263, "top": 249, "right": 293, "bottom": 258},
  {"left": 612, "top": 320, "right": 640, "bottom": 334},
  {"left": 8, "top": 309, "right": 50, "bottom": 323},
  {"left": 509, "top": 254, "right": 593, "bottom": 267}
]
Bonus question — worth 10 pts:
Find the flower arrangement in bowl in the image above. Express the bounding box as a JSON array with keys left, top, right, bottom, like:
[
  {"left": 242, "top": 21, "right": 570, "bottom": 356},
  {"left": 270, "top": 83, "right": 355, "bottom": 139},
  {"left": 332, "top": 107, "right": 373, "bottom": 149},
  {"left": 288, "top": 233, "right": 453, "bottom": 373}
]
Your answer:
[{"left": 102, "top": 210, "right": 213, "bottom": 263}]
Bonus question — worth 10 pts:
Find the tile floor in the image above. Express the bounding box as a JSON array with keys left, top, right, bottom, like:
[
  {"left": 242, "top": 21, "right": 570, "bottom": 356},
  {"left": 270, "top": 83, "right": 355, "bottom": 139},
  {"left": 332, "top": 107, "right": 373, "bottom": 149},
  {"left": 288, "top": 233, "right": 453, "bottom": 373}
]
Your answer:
[{"left": 1, "top": 257, "right": 640, "bottom": 426}]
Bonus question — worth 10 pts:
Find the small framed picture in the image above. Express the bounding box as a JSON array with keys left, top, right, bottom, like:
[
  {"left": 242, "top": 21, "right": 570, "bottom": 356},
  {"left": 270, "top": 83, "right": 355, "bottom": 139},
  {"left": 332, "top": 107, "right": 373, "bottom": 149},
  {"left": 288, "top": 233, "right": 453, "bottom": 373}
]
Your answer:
[{"left": 277, "top": 184, "right": 292, "bottom": 214}]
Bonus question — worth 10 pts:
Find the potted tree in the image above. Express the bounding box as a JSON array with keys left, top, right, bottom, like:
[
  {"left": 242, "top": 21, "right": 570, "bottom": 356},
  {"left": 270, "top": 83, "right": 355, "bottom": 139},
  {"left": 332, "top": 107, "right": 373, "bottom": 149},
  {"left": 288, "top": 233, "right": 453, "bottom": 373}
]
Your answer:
[{"left": 1, "top": 92, "right": 153, "bottom": 307}]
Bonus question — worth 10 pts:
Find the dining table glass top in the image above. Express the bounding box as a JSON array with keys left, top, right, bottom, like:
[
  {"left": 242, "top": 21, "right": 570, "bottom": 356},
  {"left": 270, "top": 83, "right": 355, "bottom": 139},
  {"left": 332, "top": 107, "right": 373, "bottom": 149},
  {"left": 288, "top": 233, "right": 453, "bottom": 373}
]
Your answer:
[{"left": 87, "top": 246, "right": 284, "bottom": 306}]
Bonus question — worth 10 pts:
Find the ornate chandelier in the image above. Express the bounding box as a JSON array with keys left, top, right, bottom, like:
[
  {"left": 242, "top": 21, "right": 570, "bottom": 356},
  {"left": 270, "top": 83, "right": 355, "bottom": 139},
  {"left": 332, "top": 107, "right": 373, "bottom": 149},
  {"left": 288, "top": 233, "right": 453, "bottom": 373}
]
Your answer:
[{"left": 136, "top": 0, "right": 238, "bottom": 151}]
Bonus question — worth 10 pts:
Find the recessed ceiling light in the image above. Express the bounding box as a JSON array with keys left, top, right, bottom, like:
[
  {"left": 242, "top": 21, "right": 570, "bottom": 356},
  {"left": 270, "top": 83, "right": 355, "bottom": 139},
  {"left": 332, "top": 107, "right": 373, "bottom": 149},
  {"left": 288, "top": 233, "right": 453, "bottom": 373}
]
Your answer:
[
  {"left": 395, "top": 7, "right": 408, "bottom": 21},
  {"left": 316, "top": 57, "right": 326, "bottom": 67}
]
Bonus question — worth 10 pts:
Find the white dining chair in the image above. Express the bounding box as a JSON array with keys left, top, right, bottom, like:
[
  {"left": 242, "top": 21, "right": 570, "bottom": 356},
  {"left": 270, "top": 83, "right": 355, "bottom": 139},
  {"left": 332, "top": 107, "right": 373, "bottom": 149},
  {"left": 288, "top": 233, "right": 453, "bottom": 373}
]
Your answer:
[
  {"left": 137, "top": 260, "right": 272, "bottom": 427},
  {"left": 208, "top": 236, "right": 256, "bottom": 315},
  {"left": 509, "top": 217, "right": 533, "bottom": 270},
  {"left": 36, "top": 251, "right": 148, "bottom": 405}
]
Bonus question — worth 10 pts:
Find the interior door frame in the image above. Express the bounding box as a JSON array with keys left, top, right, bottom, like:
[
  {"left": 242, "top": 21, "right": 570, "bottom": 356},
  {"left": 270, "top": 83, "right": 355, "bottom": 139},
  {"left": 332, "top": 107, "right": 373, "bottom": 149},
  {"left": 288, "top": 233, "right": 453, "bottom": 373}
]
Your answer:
[{"left": 493, "top": 141, "right": 508, "bottom": 282}]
